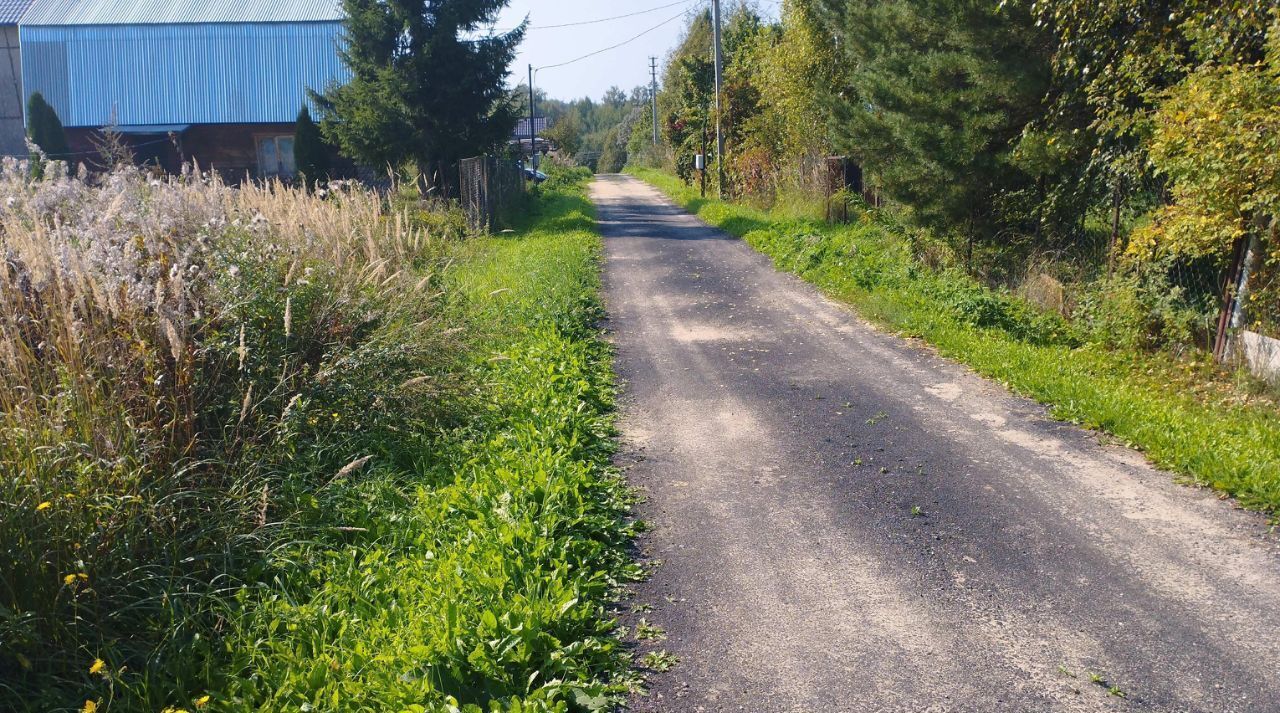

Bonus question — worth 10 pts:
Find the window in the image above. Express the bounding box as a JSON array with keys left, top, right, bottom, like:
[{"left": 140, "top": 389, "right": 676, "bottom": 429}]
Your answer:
[{"left": 256, "top": 135, "right": 296, "bottom": 179}]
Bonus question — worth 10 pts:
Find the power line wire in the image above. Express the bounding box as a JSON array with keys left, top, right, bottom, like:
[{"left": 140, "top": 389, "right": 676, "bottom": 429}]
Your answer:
[
  {"left": 535, "top": 8, "right": 694, "bottom": 72},
  {"left": 486, "top": 0, "right": 696, "bottom": 34},
  {"left": 533, "top": 0, "right": 696, "bottom": 29}
]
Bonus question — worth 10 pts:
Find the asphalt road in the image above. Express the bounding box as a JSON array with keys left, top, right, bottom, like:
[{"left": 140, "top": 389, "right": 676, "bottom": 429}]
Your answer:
[{"left": 591, "top": 174, "right": 1280, "bottom": 713}]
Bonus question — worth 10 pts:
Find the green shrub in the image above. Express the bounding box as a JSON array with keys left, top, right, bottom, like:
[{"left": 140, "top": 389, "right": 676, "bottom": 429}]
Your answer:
[
  {"left": 293, "top": 105, "right": 331, "bottom": 189},
  {"left": 1075, "top": 264, "right": 1218, "bottom": 352},
  {"left": 921, "top": 273, "right": 1079, "bottom": 347},
  {"left": 26, "top": 92, "right": 70, "bottom": 160},
  {"left": 542, "top": 164, "right": 593, "bottom": 192}
]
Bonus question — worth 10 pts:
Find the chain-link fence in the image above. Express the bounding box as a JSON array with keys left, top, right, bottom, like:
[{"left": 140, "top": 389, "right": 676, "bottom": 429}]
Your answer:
[{"left": 459, "top": 155, "right": 525, "bottom": 233}]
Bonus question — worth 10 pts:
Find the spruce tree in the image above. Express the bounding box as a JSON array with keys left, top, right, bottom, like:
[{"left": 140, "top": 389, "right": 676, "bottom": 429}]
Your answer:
[
  {"left": 293, "top": 105, "right": 331, "bottom": 189},
  {"left": 313, "top": 0, "right": 524, "bottom": 192},
  {"left": 26, "top": 92, "right": 70, "bottom": 160},
  {"left": 811, "top": 0, "right": 1053, "bottom": 245}
]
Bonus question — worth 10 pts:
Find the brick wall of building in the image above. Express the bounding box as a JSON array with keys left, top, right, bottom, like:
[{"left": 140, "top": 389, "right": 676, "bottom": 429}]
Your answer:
[{"left": 64, "top": 123, "right": 352, "bottom": 183}]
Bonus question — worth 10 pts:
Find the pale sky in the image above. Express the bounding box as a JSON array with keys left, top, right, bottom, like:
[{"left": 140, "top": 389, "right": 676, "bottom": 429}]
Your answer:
[{"left": 489, "top": 0, "right": 779, "bottom": 102}]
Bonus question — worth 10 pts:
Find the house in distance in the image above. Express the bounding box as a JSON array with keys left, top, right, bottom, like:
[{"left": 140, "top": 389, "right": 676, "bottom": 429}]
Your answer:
[{"left": 19, "top": 0, "right": 351, "bottom": 179}]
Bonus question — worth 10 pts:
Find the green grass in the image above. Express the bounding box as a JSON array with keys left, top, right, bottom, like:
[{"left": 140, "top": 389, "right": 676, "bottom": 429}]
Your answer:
[
  {"left": 3, "top": 164, "right": 637, "bottom": 712},
  {"left": 205, "top": 170, "right": 639, "bottom": 712},
  {"left": 630, "top": 167, "right": 1280, "bottom": 515}
]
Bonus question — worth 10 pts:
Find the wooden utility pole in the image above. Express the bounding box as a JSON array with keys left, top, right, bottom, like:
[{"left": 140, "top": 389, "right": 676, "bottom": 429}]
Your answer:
[
  {"left": 701, "top": 123, "right": 708, "bottom": 198},
  {"left": 528, "top": 64, "right": 537, "bottom": 168},
  {"left": 712, "top": 0, "right": 725, "bottom": 198},
  {"left": 649, "top": 56, "right": 660, "bottom": 146}
]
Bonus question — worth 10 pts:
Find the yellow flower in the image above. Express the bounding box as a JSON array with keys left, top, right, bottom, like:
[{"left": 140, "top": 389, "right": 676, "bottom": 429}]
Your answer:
[
  {"left": 195, "top": 695, "right": 211, "bottom": 708},
  {"left": 161, "top": 708, "right": 191, "bottom": 713},
  {"left": 89, "top": 658, "right": 106, "bottom": 675},
  {"left": 36, "top": 501, "right": 52, "bottom": 511},
  {"left": 78, "top": 573, "right": 89, "bottom": 581},
  {"left": 82, "top": 701, "right": 98, "bottom": 713},
  {"left": 63, "top": 574, "right": 77, "bottom": 586}
]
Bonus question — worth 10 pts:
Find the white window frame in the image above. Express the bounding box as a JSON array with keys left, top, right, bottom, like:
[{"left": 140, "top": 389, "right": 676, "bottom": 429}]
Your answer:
[{"left": 255, "top": 134, "right": 297, "bottom": 179}]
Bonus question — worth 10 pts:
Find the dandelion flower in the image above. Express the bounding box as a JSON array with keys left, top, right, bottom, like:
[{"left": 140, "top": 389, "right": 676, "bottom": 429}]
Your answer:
[
  {"left": 78, "top": 573, "right": 89, "bottom": 581},
  {"left": 36, "top": 501, "right": 52, "bottom": 511},
  {"left": 195, "top": 695, "right": 211, "bottom": 708},
  {"left": 82, "top": 701, "right": 98, "bottom": 713},
  {"left": 89, "top": 659, "right": 106, "bottom": 675},
  {"left": 63, "top": 574, "right": 77, "bottom": 586}
]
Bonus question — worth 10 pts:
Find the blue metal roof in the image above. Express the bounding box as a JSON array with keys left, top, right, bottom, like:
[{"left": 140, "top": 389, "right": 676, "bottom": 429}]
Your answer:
[
  {"left": 21, "top": 22, "right": 351, "bottom": 126},
  {"left": 0, "top": 0, "right": 36, "bottom": 25},
  {"left": 20, "top": 0, "right": 342, "bottom": 26}
]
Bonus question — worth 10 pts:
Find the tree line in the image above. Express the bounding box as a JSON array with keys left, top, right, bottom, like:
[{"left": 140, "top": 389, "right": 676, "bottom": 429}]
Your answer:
[
  {"left": 514, "top": 84, "right": 656, "bottom": 173},
  {"left": 631, "top": 0, "right": 1279, "bottom": 347}
]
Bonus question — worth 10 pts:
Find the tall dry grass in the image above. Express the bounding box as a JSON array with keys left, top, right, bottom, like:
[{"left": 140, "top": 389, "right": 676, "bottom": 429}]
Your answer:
[{"left": 0, "top": 158, "right": 462, "bottom": 706}]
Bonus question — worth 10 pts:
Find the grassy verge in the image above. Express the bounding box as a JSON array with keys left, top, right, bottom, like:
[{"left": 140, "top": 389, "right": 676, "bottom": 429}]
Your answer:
[
  {"left": 211, "top": 170, "right": 638, "bottom": 712},
  {"left": 629, "top": 167, "right": 1280, "bottom": 515},
  {"left": 2, "top": 164, "right": 636, "bottom": 712}
]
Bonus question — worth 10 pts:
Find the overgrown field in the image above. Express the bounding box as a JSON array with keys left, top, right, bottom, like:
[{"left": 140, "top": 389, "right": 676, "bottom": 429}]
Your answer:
[
  {"left": 631, "top": 168, "right": 1280, "bottom": 515},
  {"left": 1, "top": 162, "right": 637, "bottom": 711}
]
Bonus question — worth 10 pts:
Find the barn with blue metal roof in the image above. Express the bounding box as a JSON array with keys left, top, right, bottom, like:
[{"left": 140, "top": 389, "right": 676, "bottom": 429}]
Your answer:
[{"left": 19, "top": 0, "right": 351, "bottom": 178}]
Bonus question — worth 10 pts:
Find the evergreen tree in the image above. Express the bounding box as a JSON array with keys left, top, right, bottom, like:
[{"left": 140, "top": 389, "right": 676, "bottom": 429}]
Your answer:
[
  {"left": 313, "top": 0, "right": 524, "bottom": 191},
  {"left": 26, "top": 92, "right": 70, "bottom": 160},
  {"left": 293, "top": 105, "right": 331, "bottom": 189},
  {"left": 812, "top": 0, "right": 1054, "bottom": 244}
]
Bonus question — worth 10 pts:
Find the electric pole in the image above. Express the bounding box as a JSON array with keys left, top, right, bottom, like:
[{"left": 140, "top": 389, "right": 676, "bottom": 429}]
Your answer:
[
  {"left": 528, "top": 64, "right": 537, "bottom": 168},
  {"left": 649, "top": 56, "right": 660, "bottom": 146},
  {"left": 711, "top": 0, "right": 725, "bottom": 197}
]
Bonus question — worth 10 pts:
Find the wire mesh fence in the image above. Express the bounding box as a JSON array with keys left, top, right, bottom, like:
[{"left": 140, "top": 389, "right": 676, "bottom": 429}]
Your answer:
[{"left": 459, "top": 155, "right": 525, "bottom": 233}]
